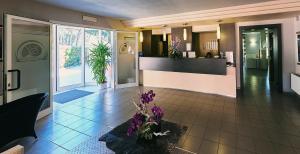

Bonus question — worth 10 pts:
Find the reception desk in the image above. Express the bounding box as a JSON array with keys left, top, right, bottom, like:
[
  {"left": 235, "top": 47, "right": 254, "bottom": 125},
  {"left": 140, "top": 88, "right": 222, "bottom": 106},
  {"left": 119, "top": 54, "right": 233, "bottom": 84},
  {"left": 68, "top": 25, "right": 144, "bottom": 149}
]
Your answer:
[
  {"left": 139, "top": 57, "right": 236, "bottom": 98},
  {"left": 139, "top": 57, "right": 227, "bottom": 75}
]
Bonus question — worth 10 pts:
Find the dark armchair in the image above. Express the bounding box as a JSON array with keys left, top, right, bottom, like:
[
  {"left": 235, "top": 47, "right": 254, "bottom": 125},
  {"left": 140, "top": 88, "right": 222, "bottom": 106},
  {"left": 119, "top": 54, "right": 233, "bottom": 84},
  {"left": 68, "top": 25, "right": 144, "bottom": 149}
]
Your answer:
[{"left": 0, "top": 93, "right": 48, "bottom": 148}]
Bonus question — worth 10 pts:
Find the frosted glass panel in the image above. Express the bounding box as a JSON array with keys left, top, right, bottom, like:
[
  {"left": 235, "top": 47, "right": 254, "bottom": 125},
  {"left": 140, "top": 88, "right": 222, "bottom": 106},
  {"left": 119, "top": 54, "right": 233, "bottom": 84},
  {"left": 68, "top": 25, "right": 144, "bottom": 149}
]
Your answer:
[
  {"left": 8, "top": 18, "right": 50, "bottom": 110},
  {"left": 117, "top": 33, "right": 137, "bottom": 84}
]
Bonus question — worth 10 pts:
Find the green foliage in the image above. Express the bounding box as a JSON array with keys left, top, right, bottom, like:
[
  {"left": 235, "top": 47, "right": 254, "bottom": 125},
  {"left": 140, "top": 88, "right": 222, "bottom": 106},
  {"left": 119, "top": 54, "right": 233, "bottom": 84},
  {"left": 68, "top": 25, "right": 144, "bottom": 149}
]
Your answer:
[
  {"left": 64, "top": 47, "right": 82, "bottom": 68},
  {"left": 88, "top": 42, "right": 111, "bottom": 84},
  {"left": 138, "top": 123, "right": 154, "bottom": 140}
]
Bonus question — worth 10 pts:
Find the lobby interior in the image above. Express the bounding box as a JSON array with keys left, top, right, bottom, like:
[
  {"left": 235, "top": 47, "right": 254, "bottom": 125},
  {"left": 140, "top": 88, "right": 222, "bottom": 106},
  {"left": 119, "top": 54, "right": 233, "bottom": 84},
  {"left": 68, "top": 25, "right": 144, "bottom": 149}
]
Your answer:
[{"left": 0, "top": 0, "right": 300, "bottom": 154}]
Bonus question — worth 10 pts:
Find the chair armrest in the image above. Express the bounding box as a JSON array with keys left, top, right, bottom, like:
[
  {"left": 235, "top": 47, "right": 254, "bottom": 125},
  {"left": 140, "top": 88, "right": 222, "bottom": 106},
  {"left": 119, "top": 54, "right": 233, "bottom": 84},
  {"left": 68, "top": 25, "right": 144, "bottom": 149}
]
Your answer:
[{"left": 1, "top": 145, "right": 24, "bottom": 154}]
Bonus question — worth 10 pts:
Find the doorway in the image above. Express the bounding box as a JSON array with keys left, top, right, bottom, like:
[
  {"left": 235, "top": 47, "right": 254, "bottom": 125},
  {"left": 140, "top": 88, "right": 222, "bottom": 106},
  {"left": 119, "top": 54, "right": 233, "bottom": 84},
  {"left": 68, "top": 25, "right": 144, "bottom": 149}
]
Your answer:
[
  {"left": 55, "top": 25, "right": 113, "bottom": 92},
  {"left": 2, "top": 14, "right": 52, "bottom": 117},
  {"left": 239, "top": 24, "right": 283, "bottom": 93}
]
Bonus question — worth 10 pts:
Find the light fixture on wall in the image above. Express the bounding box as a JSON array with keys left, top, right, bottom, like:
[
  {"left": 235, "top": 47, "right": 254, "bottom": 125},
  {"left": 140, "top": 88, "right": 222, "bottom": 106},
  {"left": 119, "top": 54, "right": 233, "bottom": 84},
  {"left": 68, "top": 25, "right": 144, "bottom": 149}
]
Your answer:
[
  {"left": 163, "top": 31, "right": 167, "bottom": 42},
  {"left": 139, "top": 31, "right": 143, "bottom": 43},
  {"left": 162, "top": 25, "right": 167, "bottom": 42},
  {"left": 183, "top": 23, "right": 188, "bottom": 41},
  {"left": 217, "top": 25, "right": 221, "bottom": 39},
  {"left": 216, "top": 22, "right": 221, "bottom": 55}
]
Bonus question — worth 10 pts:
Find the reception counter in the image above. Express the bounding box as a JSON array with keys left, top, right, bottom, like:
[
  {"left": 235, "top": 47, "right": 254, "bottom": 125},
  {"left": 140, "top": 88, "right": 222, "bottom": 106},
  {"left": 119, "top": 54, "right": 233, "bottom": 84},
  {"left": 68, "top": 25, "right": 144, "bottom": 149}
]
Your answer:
[
  {"left": 291, "top": 73, "right": 300, "bottom": 95},
  {"left": 139, "top": 57, "right": 236, "bottom": 98},
  {"left": 139, "top": 57, "right": 227, "bottom": 75}
]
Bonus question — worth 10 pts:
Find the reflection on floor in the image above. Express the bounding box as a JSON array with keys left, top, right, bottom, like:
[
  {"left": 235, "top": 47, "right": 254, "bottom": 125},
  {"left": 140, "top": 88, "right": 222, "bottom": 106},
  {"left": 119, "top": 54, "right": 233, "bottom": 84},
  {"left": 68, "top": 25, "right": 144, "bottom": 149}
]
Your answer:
[
  {"left": 1, "top": 83, "right": 300, "bottom": 153},
  {"left": 243, "top": 69, "right": 271, "bottom": 95}
]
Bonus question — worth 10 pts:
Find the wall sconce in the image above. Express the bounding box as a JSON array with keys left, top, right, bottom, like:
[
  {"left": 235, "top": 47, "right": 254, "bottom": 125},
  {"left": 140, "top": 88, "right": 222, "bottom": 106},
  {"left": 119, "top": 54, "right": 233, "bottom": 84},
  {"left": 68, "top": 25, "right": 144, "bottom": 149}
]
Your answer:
[
  {"left": 139, "top": 31, "right": 143, "bottom": 43},
  {"left": 183, "top": 28, "right": 187, "bottom": 41},
  {"left": 162, "top": 25, "right": 167, "bottom": 42},
  {"left": 217, "top": 25, "right": 221, "bottom": 40},
  {"left": 183, "top": 23, "right": 188, "bottom": 41},
  {"left": 216, "top": 24, "right": 221, "bottom": 55},
  {"left": 163, "top": 31, "right": 167, "bottom": 42}
]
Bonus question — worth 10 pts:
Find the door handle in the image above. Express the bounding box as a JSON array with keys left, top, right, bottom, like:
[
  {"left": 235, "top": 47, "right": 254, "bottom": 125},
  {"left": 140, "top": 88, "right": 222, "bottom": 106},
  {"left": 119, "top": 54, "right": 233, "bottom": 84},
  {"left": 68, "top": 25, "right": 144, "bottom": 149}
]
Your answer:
[{"left": 7, "top": 69, "right": 21, "bottom": 91}]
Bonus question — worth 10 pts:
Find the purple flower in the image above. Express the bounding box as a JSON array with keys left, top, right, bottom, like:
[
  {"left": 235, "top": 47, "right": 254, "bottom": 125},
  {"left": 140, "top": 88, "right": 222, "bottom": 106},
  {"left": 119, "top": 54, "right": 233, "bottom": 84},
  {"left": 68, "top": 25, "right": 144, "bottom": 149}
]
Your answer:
[
  {"left": 151, "top": 106, "right": 164, "bottom": 122},
  {"left": 127, "top": 90, "right": 164, "bottom": 137},
  {"left": 140, "top": 90, "right": 155, "bottom": 104},
  {"left": 127, "top": 113, "right": 145, "bottom": 136}
]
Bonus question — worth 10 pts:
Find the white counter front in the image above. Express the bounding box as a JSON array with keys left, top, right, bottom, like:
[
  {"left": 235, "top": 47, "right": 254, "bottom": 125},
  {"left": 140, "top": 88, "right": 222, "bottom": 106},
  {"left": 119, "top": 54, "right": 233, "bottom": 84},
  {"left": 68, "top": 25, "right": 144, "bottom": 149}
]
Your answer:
[
  {"left": 142, "top": 67, "right": 236, "bottom": 98},
  {"left": 291, "top": 73, "right": 300, "bottom": 95}
]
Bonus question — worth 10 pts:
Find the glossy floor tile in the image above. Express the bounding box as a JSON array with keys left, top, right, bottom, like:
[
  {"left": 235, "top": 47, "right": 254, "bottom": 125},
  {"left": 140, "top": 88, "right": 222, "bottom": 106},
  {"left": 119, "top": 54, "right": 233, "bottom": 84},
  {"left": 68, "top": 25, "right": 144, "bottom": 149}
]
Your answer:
[{"left": 1, "top": 69, "right": 300, "bottom": 154}]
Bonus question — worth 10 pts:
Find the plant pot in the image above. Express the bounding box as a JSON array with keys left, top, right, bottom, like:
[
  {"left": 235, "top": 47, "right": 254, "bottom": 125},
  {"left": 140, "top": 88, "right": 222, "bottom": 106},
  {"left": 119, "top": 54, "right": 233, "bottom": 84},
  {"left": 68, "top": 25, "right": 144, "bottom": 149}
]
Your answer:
[
  {"left": 98, "top": 81, "right": 108, "bottom": 89},
  {"left": 136, "top": 122, "right": 161, "bottom": 143},
  {"left": 153, "top": 122, "right": 161, "bottom": 133}
]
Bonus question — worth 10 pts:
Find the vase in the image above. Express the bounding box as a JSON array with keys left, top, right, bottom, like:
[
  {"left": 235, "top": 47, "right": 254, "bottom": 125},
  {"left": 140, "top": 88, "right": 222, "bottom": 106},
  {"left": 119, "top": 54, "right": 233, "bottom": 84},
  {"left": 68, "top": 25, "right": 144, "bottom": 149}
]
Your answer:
[{"left": 136, "top": 122, "right": 161, "bottom": 143}]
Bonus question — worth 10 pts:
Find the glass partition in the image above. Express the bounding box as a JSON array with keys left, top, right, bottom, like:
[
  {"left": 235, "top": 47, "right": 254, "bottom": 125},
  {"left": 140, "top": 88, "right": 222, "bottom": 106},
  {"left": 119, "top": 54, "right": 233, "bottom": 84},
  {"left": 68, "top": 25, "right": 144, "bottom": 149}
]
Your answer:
[{"left": 116, "top": 32, "right": 138, "bottom": 88}]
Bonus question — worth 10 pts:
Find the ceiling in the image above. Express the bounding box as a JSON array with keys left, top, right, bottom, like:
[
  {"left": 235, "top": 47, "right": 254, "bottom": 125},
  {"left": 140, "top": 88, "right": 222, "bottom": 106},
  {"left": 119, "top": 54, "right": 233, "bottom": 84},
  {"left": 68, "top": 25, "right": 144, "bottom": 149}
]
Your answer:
[{"left": 35, "top": 0, "right": 274, "bottom": 19}]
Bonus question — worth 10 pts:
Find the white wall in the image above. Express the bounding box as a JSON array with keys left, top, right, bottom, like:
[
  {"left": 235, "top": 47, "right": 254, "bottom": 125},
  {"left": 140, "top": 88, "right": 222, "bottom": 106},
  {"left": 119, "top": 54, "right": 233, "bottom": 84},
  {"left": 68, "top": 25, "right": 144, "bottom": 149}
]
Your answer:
[
  {"left": 236, "top": 17, "right": 297, "bottom": 92},
  {"left": 0, "top": 0, "right": 126, "bottom": 30}
]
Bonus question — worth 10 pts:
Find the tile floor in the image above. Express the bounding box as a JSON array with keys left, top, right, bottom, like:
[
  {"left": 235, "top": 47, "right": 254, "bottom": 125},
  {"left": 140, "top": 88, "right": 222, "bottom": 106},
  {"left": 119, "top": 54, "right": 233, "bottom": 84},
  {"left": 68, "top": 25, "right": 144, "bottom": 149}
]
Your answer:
[{"left": 1, "top": 69, "right": 300, "bottom": 154}]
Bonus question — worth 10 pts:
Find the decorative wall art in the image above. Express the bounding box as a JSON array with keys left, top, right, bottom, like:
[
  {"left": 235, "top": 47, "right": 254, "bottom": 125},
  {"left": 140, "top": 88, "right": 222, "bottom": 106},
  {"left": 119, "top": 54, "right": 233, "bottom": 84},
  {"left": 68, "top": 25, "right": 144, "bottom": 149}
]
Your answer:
[
  {"left": 16, "top": 40, "right": 48, "bottom": 62},
  {"left": 119, "top": 42, "right": 134, "bottom": 54}
]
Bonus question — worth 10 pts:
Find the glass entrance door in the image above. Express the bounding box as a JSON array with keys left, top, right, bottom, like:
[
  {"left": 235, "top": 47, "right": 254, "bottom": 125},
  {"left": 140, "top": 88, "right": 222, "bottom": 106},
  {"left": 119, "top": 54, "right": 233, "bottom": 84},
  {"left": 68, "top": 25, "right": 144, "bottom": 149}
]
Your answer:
[
  {"left": 56, "top": 25, "right": 84, "bottom": 91},
  {"left": 115, "top": 32, "right": 138, "bottom": 88},
  {"left": 84, "top": 29, "right": 113, "bottom": 88},
  {"left": 56, "top": 25, "right": 113, "bottom": 91},
  {"left": 3, "top": 14, "right": 52, "bottom": 115}
]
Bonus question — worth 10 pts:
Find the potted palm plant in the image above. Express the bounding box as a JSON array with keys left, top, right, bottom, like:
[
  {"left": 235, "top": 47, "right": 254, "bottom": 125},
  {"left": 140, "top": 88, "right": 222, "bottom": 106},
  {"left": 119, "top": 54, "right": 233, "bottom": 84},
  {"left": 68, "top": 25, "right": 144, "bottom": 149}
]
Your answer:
[{"left": 88, "top": 42, "right": 111, "bottom": 85}]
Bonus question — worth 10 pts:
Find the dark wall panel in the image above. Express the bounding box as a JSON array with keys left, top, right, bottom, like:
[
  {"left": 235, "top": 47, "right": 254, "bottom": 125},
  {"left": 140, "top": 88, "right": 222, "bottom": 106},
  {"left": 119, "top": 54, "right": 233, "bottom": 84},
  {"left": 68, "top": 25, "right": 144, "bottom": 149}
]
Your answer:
[
  {"left": 192, "top": 32, "right": 200, "bottom": 57},
  {"left": 142, "top": 30, "right": 152, "bottom": 57},
  {"left": 171, "top": 26, "right": 192, "bottom": 52},
  {"left": 151, "top": 35, "right": 161, "bottom": 57},
  {"left": 220, "top": 23, "right": 236, "bottom": 64}
]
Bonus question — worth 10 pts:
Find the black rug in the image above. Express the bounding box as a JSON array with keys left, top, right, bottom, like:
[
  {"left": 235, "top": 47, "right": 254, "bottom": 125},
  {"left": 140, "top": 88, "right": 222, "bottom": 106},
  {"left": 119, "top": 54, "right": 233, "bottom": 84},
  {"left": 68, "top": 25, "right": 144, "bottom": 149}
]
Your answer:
[
  {"left": 54, "top": 89, "right": 93, "bottom": 104},
  {"left": 99, "top": 120, "right": 188, "bottom": 154}
]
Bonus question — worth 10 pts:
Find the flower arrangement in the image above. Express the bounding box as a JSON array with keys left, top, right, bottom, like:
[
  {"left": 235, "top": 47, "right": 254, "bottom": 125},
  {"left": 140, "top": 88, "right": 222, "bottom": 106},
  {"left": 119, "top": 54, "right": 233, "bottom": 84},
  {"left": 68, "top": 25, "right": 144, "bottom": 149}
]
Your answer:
[
  {"left": 127, "top": 90, "right": 164, "bottom": 140},
  {"left": 168, "top": 36, "right": 183, "bottom": 59}
]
